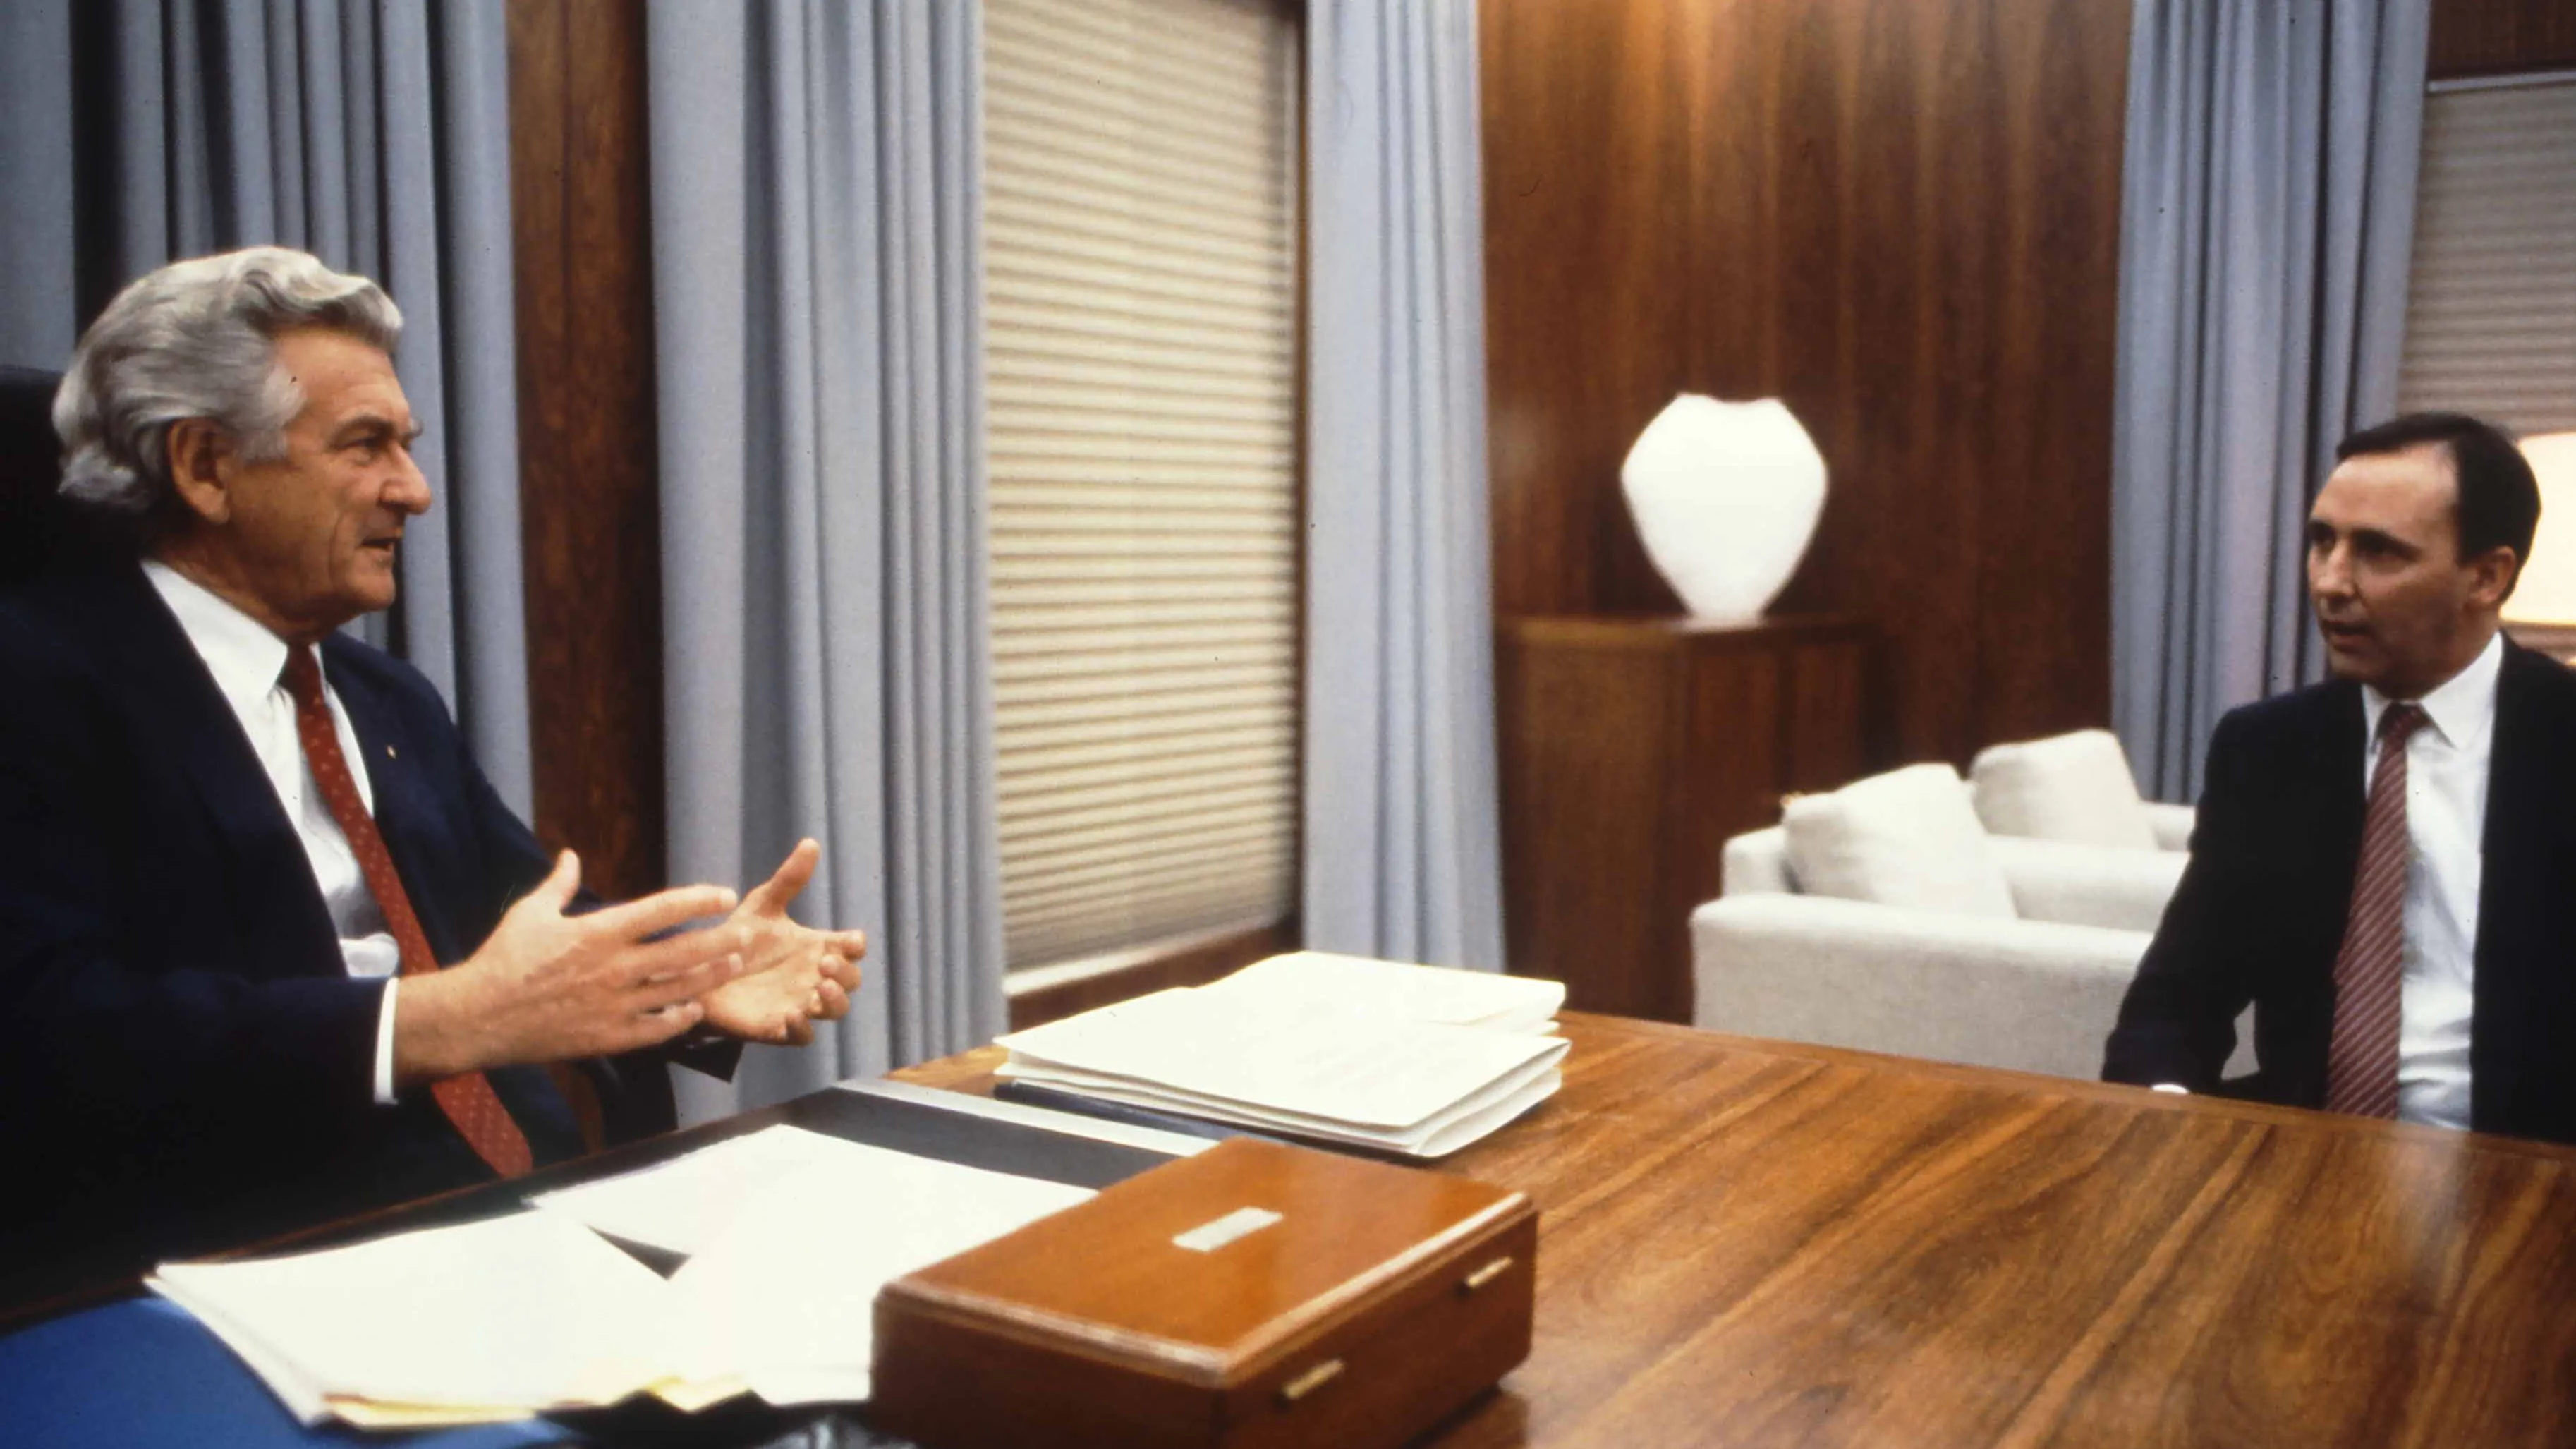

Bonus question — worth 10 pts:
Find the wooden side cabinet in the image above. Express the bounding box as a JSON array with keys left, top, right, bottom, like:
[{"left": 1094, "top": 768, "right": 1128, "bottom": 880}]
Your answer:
[{"left": 1497, "top": 614, "right": 1880, "bottom": 1023}]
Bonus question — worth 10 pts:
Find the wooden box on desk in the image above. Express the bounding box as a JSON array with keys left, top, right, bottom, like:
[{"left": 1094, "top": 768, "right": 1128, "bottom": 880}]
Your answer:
[{"left": 870, "top": 1137, "right": 1536, "bottom": 1449}]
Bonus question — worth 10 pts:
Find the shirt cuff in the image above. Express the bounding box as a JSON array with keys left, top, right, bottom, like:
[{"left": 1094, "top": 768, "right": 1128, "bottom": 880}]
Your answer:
[{"left": 372, "top": 978, "right": 400, "bottom": 1106}]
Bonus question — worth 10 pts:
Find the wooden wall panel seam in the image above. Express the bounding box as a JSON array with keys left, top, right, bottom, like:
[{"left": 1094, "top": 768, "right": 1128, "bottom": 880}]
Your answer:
[{"left": 508, "top": 0, "right": 667, "bottom": 899}]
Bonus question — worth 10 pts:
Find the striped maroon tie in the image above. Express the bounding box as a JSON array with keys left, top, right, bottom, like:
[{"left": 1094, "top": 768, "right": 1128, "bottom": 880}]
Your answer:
[
  {"left": 2322, "top": 702, "right": 2428, "bottom": 1120},
  {"left": 284, "top": 645, "right": 535, "bottom": 1177}
]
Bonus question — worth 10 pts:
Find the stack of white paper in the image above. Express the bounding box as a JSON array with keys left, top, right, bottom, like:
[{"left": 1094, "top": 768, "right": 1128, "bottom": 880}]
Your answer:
[
  {"left": 995, "top": 953, "right": 1569, "bottom": 1156},
  {"left": 1199, "top": 951, "right": 1565, "bottom": 1034},
  {"left": 151, "top": 1126, "right": 1096, "bottom": 1426}
]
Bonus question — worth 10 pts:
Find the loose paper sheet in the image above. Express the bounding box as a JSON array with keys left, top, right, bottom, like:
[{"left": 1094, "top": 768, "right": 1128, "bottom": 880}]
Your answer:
[
  {"left": 528, "top": 1124, "right": 892, "bottom": 1255},
  {"left": 150, "top": 1211, "right": 674, "bottom": 1419},
  {"left": 666, "top": 1148, "right": 1095, "bottom": 1405},
  {"left": 156, "top": 1132, "right": 1100, "bottom": 1422}
]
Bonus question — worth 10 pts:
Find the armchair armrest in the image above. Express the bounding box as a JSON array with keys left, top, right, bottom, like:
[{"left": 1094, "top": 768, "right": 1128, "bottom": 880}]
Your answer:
[
  {"left": 2144, "top": 801, "right": 2195, "bottom": 851},
  {"left": 1720, "top": 825, "right": 1794, "bottom": 895},
  {"left": 1689, "top": 894, "right": 2149, "bottom": 1081},
  {"left": 1988, "top": 837, "right": 2186, "bottom": 933}
]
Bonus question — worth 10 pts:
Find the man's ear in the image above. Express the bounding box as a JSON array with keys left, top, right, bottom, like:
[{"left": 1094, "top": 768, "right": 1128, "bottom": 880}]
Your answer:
[
  {"left": 2468, "top": 545, "right": 2520, "bottom": 611},
  {"left": 164, "top": 418, "right": 236, "bottom": 526}
]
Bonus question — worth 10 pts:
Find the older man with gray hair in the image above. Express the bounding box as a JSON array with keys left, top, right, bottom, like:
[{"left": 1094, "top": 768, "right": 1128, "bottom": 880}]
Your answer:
[{"left": 0, "top": 247, "right": 865, "bottom": 1299}]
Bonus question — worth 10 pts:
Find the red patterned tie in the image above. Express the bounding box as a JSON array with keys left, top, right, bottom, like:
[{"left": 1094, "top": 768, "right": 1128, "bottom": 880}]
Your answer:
[
  {"left": 283, "top": 645, "right": 534, "bottom": 1177},
  {"left": 2323, "top": 702, "right": 2428, "bottom": 1120}
]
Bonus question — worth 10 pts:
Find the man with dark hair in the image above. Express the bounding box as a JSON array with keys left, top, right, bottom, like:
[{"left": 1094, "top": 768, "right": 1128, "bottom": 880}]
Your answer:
[
  {"left": 2106, "top": 411, "right": 2576, "bottom": 1146},
  {"left": 0, "top": 249, "right": 868, "bottom": 1298}
]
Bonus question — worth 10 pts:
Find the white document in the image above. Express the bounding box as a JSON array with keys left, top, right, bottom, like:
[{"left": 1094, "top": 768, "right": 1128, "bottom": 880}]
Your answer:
[
  {"left": 1014, "top": 1056, "right": 1562, "bottom": 1156},
  {"left": 664, "top": 1147, "right": 1095, "bottom": 1405},
  {"left": 528, "top": 1124, "right": 889, "bottom": 1255},
  {"left": 996, "top": 987, "right": 1569, "bottom": 1135},
  {"left": 1201, "top": 952, "right": 1565, "bottom": 1034},
  {"left": 833, "top": 1077, "right": 1215, "bottom": 1157},
  {"left": 150, "top": 1211, "right": 676, "bottom": 1421},
  {"left": 158, "top": 1134, "right": 1103, "bottom": 1423}
]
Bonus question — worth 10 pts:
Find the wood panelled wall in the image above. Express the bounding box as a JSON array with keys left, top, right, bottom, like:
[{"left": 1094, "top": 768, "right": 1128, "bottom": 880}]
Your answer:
[
  {"left": 506, "top": 0, "right": 667, "bottom": 900},
  {"left": 2429, "top": 0, "right": 2576, "bottom": 76},
  {"left": 1481, "top": 0, "right": 2131, "bottom": 766},
  {"left": 492, "top": 0, "right": 2525, "bottom": 904}
]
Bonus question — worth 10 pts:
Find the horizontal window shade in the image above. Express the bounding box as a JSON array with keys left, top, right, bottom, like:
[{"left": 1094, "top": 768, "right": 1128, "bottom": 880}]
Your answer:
[
  {"left": 984, "top": 0, "right": 1301, "bottom": 970},
  {"left": 2398, "top": 81, "right": 2576, "bottom": 437}
]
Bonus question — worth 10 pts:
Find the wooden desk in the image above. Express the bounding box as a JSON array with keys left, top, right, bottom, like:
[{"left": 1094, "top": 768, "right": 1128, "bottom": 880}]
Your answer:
[{"left": 896, "top": 1012, "right": 2576, "bottom": 1448}]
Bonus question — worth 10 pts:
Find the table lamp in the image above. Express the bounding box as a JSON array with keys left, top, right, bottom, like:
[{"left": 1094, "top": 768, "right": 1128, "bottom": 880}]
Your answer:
[{"left": 2505, "top": 430, "right": 2576, "bottom": 662}]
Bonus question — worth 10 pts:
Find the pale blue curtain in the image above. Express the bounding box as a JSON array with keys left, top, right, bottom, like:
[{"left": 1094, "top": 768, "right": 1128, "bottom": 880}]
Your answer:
[
  {"left": 1304, "top": 0, "right": 1505, "bottom": 971},
  {"left": 0, "top": 0, "right": 533, "bottom": 812},
  {"left": 648, "top": 0, "right": 1003, "bottom": 1120},
  {"left": 2110, "top": 0, "right": 2430, "bottom": 801}
]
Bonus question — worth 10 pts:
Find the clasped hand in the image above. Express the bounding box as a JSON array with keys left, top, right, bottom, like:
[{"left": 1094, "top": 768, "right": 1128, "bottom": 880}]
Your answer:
[{"left": 394, "top": 839, "right": 865, "bottom": 1083}]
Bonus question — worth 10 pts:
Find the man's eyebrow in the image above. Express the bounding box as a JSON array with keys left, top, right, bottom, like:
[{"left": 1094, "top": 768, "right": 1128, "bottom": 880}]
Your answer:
[{"left": 327, "top": 413, "right": 423, "bottom": 445}]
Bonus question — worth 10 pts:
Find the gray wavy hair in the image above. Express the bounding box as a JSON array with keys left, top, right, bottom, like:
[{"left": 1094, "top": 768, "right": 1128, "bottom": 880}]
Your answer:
[{"left": 54, "top": 247, "right": 402, "bottom": 535}]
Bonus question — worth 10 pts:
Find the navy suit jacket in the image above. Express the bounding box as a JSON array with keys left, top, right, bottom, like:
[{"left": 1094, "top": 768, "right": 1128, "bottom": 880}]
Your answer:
[
  {"left": 2105, "top": 638, "right": 2576, "bottom": 1146},
  {"left": 0, "top": 562, "right": 710, "bottom": 1297}
]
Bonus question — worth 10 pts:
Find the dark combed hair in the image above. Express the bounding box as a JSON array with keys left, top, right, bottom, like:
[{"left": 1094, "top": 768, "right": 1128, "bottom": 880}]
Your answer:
[{"left": 2335, "top": 411, "right": 2541, "bottom": 578}]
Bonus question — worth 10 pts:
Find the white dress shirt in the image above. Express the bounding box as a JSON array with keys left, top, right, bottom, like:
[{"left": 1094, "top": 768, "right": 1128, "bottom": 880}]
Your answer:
[
  {"left": 2357, "top": 630, "right": 2500, "bottom": 1132},
  {"left": 142, "top": 561, "right": 404, "bottom": 1104}
]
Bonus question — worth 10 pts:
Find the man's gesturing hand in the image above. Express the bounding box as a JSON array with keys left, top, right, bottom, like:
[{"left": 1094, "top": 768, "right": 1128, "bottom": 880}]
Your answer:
[
  {"left": 395, "top": 851, "right": 749, "bottom": 1083},
  {"left": 698, "top": 838, "right": 869, "bottom": 1045}
]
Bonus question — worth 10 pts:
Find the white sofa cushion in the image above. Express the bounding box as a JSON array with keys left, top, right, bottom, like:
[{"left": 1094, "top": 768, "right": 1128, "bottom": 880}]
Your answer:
[
  {"left": 1969, "top": 729, "right": 2158, "bottom": 850},
  {"left": 1986, "top": 837, "right": 2187, "bottom": 933},
  {"left": 1781, "top": 763, "right": 2016, "bottom": 920}
]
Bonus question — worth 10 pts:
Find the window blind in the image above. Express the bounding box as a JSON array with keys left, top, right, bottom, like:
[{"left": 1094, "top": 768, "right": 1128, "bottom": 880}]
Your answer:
[
  {"left": 2397, "top": 78, "right": 2576, "bottom": 436},
  {"left": 982, "top": 0, "right": 1301, "bottom": 969}
]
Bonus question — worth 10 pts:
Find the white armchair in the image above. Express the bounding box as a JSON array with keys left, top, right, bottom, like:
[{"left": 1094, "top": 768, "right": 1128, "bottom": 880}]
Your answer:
[
  {"left": 1967, "top": 728, "right": 2194, "bottom": 851},
  {"left": 1691, "top": 756, "right": 2249, "bottom": 1082}
]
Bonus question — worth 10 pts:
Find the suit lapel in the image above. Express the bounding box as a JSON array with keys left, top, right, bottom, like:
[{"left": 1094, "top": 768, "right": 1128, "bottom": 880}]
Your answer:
[
  {"left": 321, "top": 643, "right": 466, "bottom": 964},
  {"left": 2468, "top": 640, "right": 2553, "bottom": 1126},
  {"left": 321, "top": 645, "right": 407, "bottom": 828},
  {"left": 2301, "top": 680, "right": 2370, "bottom": 981},
  {"left": 2479, "top": 641, "right": 2546, "bottom": 878}
]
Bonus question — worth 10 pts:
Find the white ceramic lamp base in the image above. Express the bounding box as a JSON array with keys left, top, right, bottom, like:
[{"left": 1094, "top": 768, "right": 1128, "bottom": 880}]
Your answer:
[{"left": 1620, "top": 395, "right": 1825, "bottom": 623}]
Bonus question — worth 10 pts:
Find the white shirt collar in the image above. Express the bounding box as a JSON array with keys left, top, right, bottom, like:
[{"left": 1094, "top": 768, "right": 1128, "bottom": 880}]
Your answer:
[
  {"left": 140, "top": 558, "right": 296, "bottom": 715},
  {"left": 2362, "top": 629, "right": 2503, "bottom": 752}
]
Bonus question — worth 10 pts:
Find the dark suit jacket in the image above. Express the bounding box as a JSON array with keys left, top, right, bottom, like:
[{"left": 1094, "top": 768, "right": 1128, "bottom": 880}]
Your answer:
[
  {"left": 2105, "top": 638, "right": 2576, "bottom": 1146},
  {"left": 0, "top": 561, "right": 709, "bottom": 1297}
]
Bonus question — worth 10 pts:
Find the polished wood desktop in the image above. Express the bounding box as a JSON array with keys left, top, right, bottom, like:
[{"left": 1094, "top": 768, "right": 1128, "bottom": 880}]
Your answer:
[
  {"left": 16, "top": 1012, "right": 2571, "bottom": 1445},
  {"left": 897, "top": 1012, "right": 2576, "bottom": 1448}
]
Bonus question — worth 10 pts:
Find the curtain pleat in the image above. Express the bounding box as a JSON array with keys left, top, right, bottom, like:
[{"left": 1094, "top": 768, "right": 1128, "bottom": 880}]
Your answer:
[
  {"left": 648, "top": 0, "right": 1004, "bottom": 1121},
  {"left": 2109, "top": 0, "right": 2430, "bottom": 801},
  {"left": 1302, "top": 0, "right": 1504, "bottom": 971}
]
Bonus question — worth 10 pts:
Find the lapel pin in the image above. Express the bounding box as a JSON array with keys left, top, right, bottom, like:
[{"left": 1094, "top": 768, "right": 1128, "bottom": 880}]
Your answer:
[{"left": 387, "top": 744, "right": 398, "bottom": 759}]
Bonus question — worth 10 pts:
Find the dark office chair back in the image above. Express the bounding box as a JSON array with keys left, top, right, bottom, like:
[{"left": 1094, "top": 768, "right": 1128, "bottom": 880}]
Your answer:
[{"left": 0, "top": 366, "right": 121, "bottom": 587}]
